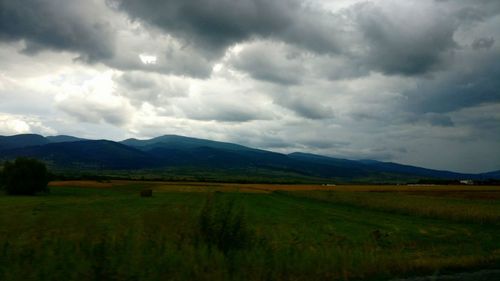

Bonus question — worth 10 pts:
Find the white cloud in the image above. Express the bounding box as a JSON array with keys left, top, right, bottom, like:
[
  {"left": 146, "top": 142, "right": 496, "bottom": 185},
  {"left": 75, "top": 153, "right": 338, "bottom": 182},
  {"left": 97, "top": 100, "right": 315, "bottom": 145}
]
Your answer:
[
  {"left": 0, "top": 113, "right": 56, "bottom": 135},
  {"left": 54, "top": 70, "right": 135, "bottom": 126},
  {"left": 0, "top": 116, "right": 30, "bottom": 134},
  {"left": 139, "top": 54, "right": 157, "bottom": 65}
]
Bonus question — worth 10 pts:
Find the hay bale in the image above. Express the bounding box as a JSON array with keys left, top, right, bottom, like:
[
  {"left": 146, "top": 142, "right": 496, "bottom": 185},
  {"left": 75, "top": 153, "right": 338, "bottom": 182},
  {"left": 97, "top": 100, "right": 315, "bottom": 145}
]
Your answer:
[{"left": 140, "top": 189, "right": 153, "bottom": 197}]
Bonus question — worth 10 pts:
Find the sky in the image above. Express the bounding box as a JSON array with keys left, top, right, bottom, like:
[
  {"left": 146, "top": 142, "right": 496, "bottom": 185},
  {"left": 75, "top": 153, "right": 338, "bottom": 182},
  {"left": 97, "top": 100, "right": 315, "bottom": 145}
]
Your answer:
[{"left": 0, "top": 0, "right": 499, "bottom": 173}]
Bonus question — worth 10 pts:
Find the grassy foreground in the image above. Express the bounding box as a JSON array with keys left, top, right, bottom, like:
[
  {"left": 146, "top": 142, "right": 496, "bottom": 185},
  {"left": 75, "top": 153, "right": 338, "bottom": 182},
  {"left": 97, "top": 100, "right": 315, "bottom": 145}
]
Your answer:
[{"left": 0, "top": 181, "right": 499, "bottom": 280}]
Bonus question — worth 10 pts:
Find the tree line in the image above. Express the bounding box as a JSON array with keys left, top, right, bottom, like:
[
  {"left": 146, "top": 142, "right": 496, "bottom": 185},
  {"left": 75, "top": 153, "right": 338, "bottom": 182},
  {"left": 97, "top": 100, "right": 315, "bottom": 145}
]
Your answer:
[{"left": 0, "top": 158, "right": 49, "bottom": 195}]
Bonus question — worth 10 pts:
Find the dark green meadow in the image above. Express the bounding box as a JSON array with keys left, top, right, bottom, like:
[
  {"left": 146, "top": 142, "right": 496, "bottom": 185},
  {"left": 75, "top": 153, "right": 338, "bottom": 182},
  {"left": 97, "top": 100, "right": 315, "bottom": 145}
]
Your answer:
[{"left": 1, "top": 182, "right": 499, "bottom": 281}]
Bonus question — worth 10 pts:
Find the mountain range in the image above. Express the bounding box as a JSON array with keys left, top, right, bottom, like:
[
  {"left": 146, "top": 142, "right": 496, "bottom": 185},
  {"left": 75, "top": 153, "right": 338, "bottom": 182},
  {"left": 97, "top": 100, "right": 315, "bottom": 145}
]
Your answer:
[{"left": 0, "top": 134, "right": 498, "bottom": 182}]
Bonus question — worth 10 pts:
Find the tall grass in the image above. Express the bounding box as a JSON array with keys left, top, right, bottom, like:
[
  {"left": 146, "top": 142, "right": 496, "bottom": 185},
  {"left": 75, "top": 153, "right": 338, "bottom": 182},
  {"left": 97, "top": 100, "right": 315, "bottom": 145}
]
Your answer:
[
  {"left": 198, "top": 194, "right": 252, "bottom": 254},
  {"left": 1, "top": 219, "right": 496, "bottom": 281},
  {"left": 280, "top": 190, "right": 500, "bottom": 224},
  {"left": 1, "top": 187, "right": 499, "bottom": 280}
]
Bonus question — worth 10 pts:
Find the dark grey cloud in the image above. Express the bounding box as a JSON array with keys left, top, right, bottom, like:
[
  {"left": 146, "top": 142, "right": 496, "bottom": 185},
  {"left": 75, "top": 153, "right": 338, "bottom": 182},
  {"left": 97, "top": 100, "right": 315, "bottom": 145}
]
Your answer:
[
  {"left": 350, "top": 2, "right": 458, "bottom": 76},
  {"left": 404, "top": 49, "right": 500, "bottom": 113},
  {"left": 450, "top": 104, "right": 500, "bottom": 141},
  {"left": 229, "top": 41, "right": 305, "bottom": 85},
  {"left": 175, "top": 89, "right": 276, "bottom": 123},
  {"left": 472, "top": 37, "right": 495, "bottom": 50},
  {"left": 114, "top": 0, "right": 298, "bottom": 56},
  {"left": 274, "top": 94, "right": 334, "bottom": 120},
  {"left": 425, "top": 113, "right": 455, "bottom": 127},
  {"left": 103, "top": 35, "right": 215, "bottom": 78},
  {"left": 316, "top": 56, "right": 370, "bottom": 81},
  {"left": 300, "top": 139, "right": 349, "bottom": 149},
  {"left": 118, "top": 72, "right": 157, "bottom": 91},
  {"left": 452, "top": 0, "right": 500, "bottom": 22},
  {"left": 114, "top": 0, "right": 343, "bottom": 58},
  {"left": 183, "top": 106, "right": 268, "bottom": 123},
  {"left": 57, "top": 96, "right": 133, "bottom": 126},
  {"left": 2, "top": 0, "right": 499, "bottom": 81},
  {"left": 222, "top": 0, "right": 500, "bottom": 85},
  {"left": 193, "top": 112, "right": 256, "bottom": 123},
  {"left": 0, "top": 0, "right": 115, "bottom": 62},
  {"left": 325, "top": 147, "right": 396, "bottom": 162},
  {"left": 114, "top": 72, "right": 188, "bottom": 108}
]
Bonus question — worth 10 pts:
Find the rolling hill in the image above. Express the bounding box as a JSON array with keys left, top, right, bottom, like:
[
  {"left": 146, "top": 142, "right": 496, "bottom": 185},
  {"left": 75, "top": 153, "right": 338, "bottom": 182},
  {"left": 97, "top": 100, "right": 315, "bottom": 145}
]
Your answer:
[
  {"left": 0, "top": 134, "right": 87, "bottom": 150},
  {"left": 1, "top": 140, "right": 157, "bottom": 169},
  {"left": 121, "top": 135, "right": 255, "bottom": 152},
  {"left": 0, "top": 134, "right": 497, "bottom": 181},
  {"left": 0, "top": 134, "right": 49, "bottom": 150},
  {"left": 480, "top": 170, "right": 500, "bottom": 179}
]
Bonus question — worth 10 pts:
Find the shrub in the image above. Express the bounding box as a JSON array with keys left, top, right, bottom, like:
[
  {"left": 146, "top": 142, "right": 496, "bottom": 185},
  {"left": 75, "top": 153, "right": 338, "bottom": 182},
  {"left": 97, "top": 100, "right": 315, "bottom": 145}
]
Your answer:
[
  {"left": 140, "top": 189, "right": 153, "bottom": 197},
  {"left": 2, "top": 158, "right": 49, "bottom": 195},
  {"left": 198, "top": 194, "right": 252, "bottom": 254},
  {"left": 0, "top": 164, "right": 5, "bottom": 190}
]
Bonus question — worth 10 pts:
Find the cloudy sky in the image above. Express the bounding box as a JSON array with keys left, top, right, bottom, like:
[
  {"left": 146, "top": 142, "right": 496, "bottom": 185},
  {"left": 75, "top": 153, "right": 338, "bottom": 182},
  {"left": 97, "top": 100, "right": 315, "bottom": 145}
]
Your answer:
[{"left": 0, "top": 0, "right": 499, "bottom": 173}]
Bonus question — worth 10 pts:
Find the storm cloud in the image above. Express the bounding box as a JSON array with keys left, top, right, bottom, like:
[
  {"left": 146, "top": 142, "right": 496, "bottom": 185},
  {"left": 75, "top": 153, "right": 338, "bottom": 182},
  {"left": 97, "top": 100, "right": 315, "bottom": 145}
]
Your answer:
[
  {"left": 0, "top": 0, "right": 499, "bottom": 173},
  {"left": 114, "top": 0, "right": 342, "bottom": 57},
  {"left": 116, "top": 0, "right": 295, "bottom": 53},
  {"left": 0, "top": 0, "right": 115, "bottom": 61}
]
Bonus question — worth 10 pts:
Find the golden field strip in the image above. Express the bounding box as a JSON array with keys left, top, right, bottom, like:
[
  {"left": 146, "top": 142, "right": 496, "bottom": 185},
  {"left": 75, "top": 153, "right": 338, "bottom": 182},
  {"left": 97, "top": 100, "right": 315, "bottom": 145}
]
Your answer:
[{"left": 49, "top": 180, "right": 500, "bottom": 196}]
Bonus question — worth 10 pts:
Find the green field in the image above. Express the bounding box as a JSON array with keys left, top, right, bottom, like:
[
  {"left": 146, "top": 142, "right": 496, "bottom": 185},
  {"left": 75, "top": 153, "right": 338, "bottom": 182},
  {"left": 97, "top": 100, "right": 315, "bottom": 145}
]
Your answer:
[{"left": 1, "top": 181, "right": 499, "bottom": 280}]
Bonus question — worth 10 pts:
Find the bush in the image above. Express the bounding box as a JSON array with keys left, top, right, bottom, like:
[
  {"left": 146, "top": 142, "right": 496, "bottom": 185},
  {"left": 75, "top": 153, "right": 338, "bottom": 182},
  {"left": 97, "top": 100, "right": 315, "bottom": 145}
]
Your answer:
[
  {"left": 2, "top": 158, "right": 49, "bottom": 195},
  {"left": 198, "top": 194, "right": 252, "bottom": 254},
  {"left": 0, "top": 164, "right": 5, "bottom": 190}
]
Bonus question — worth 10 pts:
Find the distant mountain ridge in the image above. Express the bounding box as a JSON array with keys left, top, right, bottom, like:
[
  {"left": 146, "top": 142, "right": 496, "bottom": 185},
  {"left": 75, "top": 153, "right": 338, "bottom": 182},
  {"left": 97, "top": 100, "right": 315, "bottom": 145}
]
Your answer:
[
  {"left": 1, "top": 140, "right": 157, "bottom": 170},
  {"left": 46, "top": 135, "right": 86, "bottom": 143},
  {"left": 0, "top": 134, "right": 86, "bottom": 150},
  {"left": 0, "top": 134, "right": 498, "bottom": 181},
  {"left": 121, "top": 135, "right": 255, "bottom": 152},
  {"left": 0, "top": 134, "right": 49, "bottom": 150}
]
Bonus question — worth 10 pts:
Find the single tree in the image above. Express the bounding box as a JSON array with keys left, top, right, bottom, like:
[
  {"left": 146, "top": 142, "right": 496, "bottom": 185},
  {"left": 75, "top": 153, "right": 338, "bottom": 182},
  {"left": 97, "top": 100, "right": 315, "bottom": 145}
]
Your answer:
[
  {"left": 2, "top": 158, "right": 49, "bottom": 195},
  {"left": 0, "top": 164, "right": 5, "bottom": 190}
]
